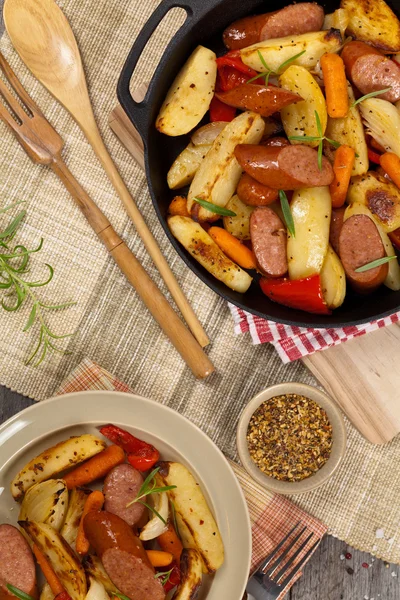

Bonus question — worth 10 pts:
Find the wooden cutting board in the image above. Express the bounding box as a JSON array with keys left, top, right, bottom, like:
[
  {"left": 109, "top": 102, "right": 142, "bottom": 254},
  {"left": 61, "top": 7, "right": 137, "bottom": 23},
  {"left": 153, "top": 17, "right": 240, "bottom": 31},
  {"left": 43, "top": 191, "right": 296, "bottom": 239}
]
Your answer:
[{"left": 109, "top": 93, "right": 400, "bottom": 445}]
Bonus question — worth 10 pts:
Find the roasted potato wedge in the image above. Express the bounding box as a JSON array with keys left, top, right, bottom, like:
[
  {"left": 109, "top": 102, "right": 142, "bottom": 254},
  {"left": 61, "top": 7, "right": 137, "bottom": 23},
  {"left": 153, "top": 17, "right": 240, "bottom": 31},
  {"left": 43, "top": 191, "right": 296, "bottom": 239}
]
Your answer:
[
  {"left": 174, "top": 549, "right": 203, "bottom": 600},
  {"left": 287, "top": 187, "right": 332, "bottom": 280},
  {"left": 157, "top": 461, "right": 224, "bottom": 573},
  {"left": 156, "top": 46, "right": 217, "bottom": 136},
  {"left": 347, "top": 172, "right": 400, "bottom": 232},
  {"left": 344, "top": 202, "right": 400, "bottom": 290},
  {"left": 11, "top": 435, "right": 106, "bottom": 501},
  {"left": 240, "top": 29, "right": 342, "bottom": 73},
  {"left": 280, "top": 66, "right": 327, "bottom": 148},
  {"left": 359, "top": 99, "right": 400, "bottom": 158},
  {"left": 20, "top": 521, "right": 87, "bottom": 600},
  {"left": 320, "top": 245, "right": 346, "bottom": 309},
  {"left": 187, "top": 111, "right": 264, "bottom": 220},
  {"left": 167, "top": 143, "right": 212, "bottom": 189},
  {"left": 175, "top": 512, "right": 207, "bottom": 574},
  {"left": 191, "top": 122, "right": 227, "bottom": 146},
  {"left": 85, "top": 577, "right": 110, "bottom": 600},
  {"left": 324, "top": 84, "right": 369, "bottom": 176},
  {"left": 82, "top": 555, "right": 119, "bottom": 595},
  {"left": 168, "top": 216, "right": 252, "bottom": 293},
  {"left": 341, "top": 0, "right": 400, "bottom": 53},
  {"left": 19, "top": 479, "right": 68, "bottom": 532},
  {"left": 223, "top": 195, "right": 254, "bottom": 241},
  {"left": 61, "top": 487, "right": 91, "bottom": 550},
  {"left": 323, "top": 8, "right": 349, "bottom": 37}
]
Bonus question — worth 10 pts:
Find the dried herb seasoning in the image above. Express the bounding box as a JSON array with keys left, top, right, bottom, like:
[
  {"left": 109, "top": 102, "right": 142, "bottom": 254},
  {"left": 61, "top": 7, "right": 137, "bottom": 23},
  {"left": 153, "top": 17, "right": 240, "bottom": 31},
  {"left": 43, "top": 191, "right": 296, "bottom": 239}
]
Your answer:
[{"left": 247, "top": 393, "right": 333, "bottom": 482}]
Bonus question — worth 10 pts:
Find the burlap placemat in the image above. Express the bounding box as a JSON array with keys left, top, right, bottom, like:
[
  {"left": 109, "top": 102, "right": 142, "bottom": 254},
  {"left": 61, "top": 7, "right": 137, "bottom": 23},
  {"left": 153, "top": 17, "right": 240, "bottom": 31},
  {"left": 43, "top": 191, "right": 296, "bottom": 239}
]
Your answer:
[{"left": 0, "top": 0, "right": 399, "bottom": 564}]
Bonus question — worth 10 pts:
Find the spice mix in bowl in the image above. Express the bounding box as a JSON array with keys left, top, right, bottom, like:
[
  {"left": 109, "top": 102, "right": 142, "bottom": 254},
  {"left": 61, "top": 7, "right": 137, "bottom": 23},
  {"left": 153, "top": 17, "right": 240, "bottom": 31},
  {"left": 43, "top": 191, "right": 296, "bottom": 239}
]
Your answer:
[{"left": 237, "top": 383, "right": 347, "bottom": 495}]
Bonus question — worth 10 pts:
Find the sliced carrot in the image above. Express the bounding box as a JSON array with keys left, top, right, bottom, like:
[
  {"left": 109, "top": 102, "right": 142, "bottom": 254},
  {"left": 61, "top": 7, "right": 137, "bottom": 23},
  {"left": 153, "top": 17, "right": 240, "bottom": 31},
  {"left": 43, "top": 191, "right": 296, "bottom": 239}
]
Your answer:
[
  {"left": 76, "top": 490, "right": 105, "bottom": 555},
  {"left": 62, "top": 444, "right": 125, "bottom": 489},
  {"left": 168, "top": 196, "right": 190, "bottom": 217},
  {"left": 146, "top": 550, "right": 174, "bottom": 567},
  {"left": 157, "top": 523, "right": 183, "bottom": 563},
  {"left": 32, "top": 544, "right": 64, "bottom": 596},
  {"left": 380, "top": 152, "right": 400, "bottom": 190},
  {"left": 208, "top": 227, "right": 257, "bottom": 270},
  {"left": 320, "top": 53, "right": 348, "bottom": 119},
  {"left": 329, "top": 145, "right": 356, "bottom": 208}
]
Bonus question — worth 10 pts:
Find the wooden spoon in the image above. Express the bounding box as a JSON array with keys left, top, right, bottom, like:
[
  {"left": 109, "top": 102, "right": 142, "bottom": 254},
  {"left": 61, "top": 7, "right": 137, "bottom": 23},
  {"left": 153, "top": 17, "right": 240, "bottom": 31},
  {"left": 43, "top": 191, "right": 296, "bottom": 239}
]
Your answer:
[{"left": 3, "top": 0, "right": 210, "bottom": 349}]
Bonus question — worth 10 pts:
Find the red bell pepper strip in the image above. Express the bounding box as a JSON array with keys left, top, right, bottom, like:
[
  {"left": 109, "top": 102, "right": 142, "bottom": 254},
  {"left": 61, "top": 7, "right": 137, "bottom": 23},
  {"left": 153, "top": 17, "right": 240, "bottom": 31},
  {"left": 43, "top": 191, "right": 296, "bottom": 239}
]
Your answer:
[
  {"left": 157, "top": 561, "right": 181, "bottom": 593},
  {"left": 368, "top": 148, "right": 382, "bottom": 165},
  {"left": 216, "top": 54, "right": 259, "bottom": 77},
  {"left": 99, "top": 424, "right": 160, "bottom": 472},
  {"left": 260, "top": 275, "right": 332, "bottom": 315},
  {"left": 209, "top": 95, "right": 236, "bottom": 122},
  {"left": 389, "top": 228, "right": 400, "bottom": 251}
]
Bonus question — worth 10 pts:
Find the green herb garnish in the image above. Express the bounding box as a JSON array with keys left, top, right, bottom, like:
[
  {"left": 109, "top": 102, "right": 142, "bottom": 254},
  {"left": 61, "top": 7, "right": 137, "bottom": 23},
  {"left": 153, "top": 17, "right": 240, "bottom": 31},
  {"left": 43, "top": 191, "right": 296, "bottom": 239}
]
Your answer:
[
  {"left": 112, "top": 593, "right": 131, "bottom": 600},
  {"left": 351, "top": 87, "right": 392, "bottom": 108},
  {"left": 126, "top": 467, "right": 177, "bottom": 523},
  {"left": 288, "top": 110, "right": 341, "bottom": 170},
  {"left": 0, "top": 203, "right": 75, "bottom": 366},
  {"left": 193, "top": 197, "right": 236, "bottom": 217},
  {"left": 7, "top": 585, "right": 36, "bottom": 600},
  {"left": 247, "top": 50, "right": 306, "bottom": 85},
  {"left": 279, "top": 190, "right": 295, "bottom": 238},
  {"left": 154, "top": 568, "right": 174, "bottom": 586},
  {"left": 354, "top": 255, "right": 397, "bottom": 273},
  {"left": 170, "top": 500, "right": 180, "bottom": 539}
]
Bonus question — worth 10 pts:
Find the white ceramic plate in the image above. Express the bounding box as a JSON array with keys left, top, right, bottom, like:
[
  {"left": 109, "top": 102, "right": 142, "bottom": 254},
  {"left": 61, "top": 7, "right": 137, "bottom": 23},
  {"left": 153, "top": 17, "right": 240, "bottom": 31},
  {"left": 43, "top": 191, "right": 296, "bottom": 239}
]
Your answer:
[{"left": 0, "top": 390, "right": 251, "bottom": 600}]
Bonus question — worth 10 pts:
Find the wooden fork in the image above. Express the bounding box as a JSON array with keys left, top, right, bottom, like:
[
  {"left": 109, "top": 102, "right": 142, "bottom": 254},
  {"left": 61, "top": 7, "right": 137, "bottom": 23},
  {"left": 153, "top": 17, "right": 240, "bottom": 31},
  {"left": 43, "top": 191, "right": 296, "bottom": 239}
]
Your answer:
[{"left": 0, "top": 53, "right": 214, "bottom": 379}]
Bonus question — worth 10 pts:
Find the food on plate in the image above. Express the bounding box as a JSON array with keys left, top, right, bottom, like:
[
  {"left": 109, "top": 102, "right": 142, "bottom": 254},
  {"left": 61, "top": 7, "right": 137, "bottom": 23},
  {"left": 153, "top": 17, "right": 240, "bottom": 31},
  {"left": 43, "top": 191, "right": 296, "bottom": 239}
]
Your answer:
[
  {"left": 2, "top": 425, "right": 224, "bottom": 600},
  {"left": 223, "top": 3, "right": 325, "bottom": 50},
  {"left": 11, "top": 434, "right": 106, "bottom": 501},
  {"left": 156, "top": 0, "right": 400, "bottom": 316},
  {"left": 340, "top": 0, "right": 400, "bottom": 53},
  {"left": 247, "top": 393, "right": 333, "bottom": 481},
  {"left": 156, "top": 46, "right": 217, "bottom": 136},
  {"left": 62, "top": 445, "right": 125, "bottom": 489},
  {"left": 0, "top": 524, "right": 37, "bottom": 600}
]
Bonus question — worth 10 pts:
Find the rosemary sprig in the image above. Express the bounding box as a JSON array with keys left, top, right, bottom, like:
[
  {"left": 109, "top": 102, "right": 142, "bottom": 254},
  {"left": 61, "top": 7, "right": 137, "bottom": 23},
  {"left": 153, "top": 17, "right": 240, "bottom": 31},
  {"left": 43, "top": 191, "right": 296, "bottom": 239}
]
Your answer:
[
  {"left": 112, "top": 593, "right": 130, "bottom": 600},
  {"left": 351, "top": 87, "right": 392, "bottom": 108},
  {"left": 154, "top": 568, "right": 174, "bottom": 586},
  {"left": 7, "top": 585, "right": 36, "bottom": 600},
  {"left": 126, "top": 467, "right": 177, "bottom": 523},
  {"left": 0, "top": 204, "right": 76, "bottom": 366},
  {"left": 170, "top": 500, "right": 180, "bottom": 538},
  {"left": 247, "top": 50, "right": 306, "bottom": 85},
  {"left": 288, "top": 110, "right": 341, "bottom": 170},
  {"left": 193, "top": 197, "right": 236, "bottom": 217},
  {"left": 279, "top": 190, "right": 295, "bottom": 238},
  {"left": 354, "top": 255, "right": 397, "bottom": 273}
]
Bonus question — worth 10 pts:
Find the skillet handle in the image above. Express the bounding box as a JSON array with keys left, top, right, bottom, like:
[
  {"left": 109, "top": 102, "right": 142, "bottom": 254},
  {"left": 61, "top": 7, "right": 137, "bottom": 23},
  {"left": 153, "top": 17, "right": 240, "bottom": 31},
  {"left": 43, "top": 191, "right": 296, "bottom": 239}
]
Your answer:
[{"left": 117, "top": 0, "right": 215, "bottom": 141}]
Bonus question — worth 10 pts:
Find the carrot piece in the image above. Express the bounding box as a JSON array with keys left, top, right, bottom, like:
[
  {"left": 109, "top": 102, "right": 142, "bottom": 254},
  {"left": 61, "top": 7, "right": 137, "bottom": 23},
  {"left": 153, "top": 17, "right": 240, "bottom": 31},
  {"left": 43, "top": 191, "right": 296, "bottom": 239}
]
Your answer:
[
  {"left": 380, "top": 152, "right": 400, "bottom": 189},
  {"left": 146, "top": 550, "right": 174, "bottom": 567},
  {"left": 329, "top": 145, "right": 356, "bottom": 208},
  {"left": 62, "top": 445, "right": 125, "bottom": 489},
  {"left": 76, "top": 490, "right": 105, "bottom": 555},
  {"left": 208, "top": 227, "right": 257, "bottom": 270},
  {"left": 320, "top": 53, "right": 348, "bottom": 119},
  {"left": 32, "top": 544, "right": 64, "bottom": 596},
  {"left": 168, "top": 196, "right": 190, "bottom": 217},
  {"left": 157, "top": 523, "right": 183, "bottom": 563}
]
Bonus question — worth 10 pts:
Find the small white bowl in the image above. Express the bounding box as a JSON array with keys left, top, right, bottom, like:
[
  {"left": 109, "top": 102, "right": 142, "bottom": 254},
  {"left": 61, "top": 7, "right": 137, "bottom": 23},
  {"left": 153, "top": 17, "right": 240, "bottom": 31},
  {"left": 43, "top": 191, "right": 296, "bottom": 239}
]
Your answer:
[{"left": 237, "top": 383, "right": 347, "bottom": 495}]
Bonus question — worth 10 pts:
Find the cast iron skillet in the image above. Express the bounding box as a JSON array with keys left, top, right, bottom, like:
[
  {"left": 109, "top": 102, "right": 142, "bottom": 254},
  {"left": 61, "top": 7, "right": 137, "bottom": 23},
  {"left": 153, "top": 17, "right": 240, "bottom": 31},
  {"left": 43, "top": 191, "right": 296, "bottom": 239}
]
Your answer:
[{"left": 118, "top": 0, "right": 400, "bottom": 328}]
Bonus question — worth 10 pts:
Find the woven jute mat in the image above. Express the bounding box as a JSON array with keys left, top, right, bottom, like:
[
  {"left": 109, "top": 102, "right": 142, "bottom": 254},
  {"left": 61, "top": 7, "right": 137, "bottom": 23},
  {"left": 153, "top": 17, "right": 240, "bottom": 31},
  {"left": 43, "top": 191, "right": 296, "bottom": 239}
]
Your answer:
[{"left": 0, "top": 0, "right": 399, "bottom": 564}]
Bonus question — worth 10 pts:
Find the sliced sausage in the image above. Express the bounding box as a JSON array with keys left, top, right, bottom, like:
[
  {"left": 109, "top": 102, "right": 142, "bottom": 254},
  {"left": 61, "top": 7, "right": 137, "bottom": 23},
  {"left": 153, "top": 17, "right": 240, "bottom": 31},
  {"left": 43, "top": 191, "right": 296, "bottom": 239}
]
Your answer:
[
  {"left": 341, "top": 41, "right": 400, "bottom": 103},
  {"left": 103, "top": 464, "right": 145, "bottom": 528},
  {"left": 250, "top": 207, "right": 288, "bottom": 277},
  {"left": 215, "top": 84, "right": 302, "bottom": 117},
  {"left": 0, "top": 525, "right": 37, "bottom": 600},
  {"left": 84, "top": 511, "right": 165, "bottom": 600},
  {"left": 330, "top": 207, "right": 346, "bottom": 255},
  {"left": 234, "top": 144, "right": 334, "bottom": 189},
  {"left": 223, "top": 3, "right": 324, "bottom": 51},
  {"left": 237, "top": 173, "right": 278, "bottom": 206},
  {"left": 339, "top": 214, "right": 388, "bottom": 293},
  {"left": 261, "top": 137, "right": 290, "bottom": 148}
]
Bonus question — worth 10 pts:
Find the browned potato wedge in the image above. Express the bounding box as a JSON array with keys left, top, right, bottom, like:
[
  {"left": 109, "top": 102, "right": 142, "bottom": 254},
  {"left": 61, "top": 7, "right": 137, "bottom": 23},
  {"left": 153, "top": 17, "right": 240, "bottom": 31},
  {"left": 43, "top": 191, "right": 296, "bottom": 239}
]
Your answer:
[
  {"left": 60, "top": 487, "right": 91, "bottom": 551},
  {"left": 83, "top": 555, "right": 119, "bottom": 595},
  {"left": 341, "top": 0, "right": 400, "bottom": 53},
  {"left": 347, "top": 172, "right": 400, "bottom": 232},
  {"left": 174, "top": 549, "right": 203, "bottom": 600},
  {"left": 223, "top": 195, "right": 254, "bottom": 241},
  {"left": 320, "top": 245, "right": 346, "bottom": 309},
  {"left": 167, "top": 143, "right": 212, "bottom": 190}
]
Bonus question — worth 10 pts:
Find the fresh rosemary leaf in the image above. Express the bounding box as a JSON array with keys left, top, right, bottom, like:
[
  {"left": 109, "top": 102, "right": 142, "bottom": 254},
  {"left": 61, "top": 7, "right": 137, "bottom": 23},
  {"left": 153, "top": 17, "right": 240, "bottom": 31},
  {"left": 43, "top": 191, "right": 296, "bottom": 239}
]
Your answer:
[
  {"left": 279, "top": 190, "right": 295, "bottom": 238},
  {"left": 0, "top": 200, "right": 25, "bottom": 215},
  {"left": 277, "top": 50, "right": 306, "bottom": 72},
  {"left": 7, "top": 585, "right": 36, "bottom": 600},
  {"left": 325, "top": 137, "right": 341, "bottom": 149},
  {"left": 288, "top": 135, "right": 320, "bottom": 142},
  {"left": 351, "top": 87, "right": 392, "bottom": 108},
  {"left": 257, "top": 49, "right": 270, "bottom": 72},
  {"left": 139, "top": 500, "right": 167, "bottom": 525},
  {"left": 0, "top": 210, "right": 26, "bottom": 239},
  {"left": 317, "top": 140, "right": 323, "bottom": 171},
  {"left": 126, "top": 467, "right": 177, "bottom": 510},
  {"left": 23, "top": 304, "right": 37, "bottom": 332},
  {"left": 193, "top": 197, "right": 236, "bottom": 216},
  {"left": 354, "top": 255, "right": 397, "bottom": 273},
  {"left": 154, "top": 568, "right": 174, "bottom": 586},
  {"left": 314, "top": 110, "right": 323, "bottom": 137},
  {"left": 170, "top": 500, "right": 179, "bottom": 538},
  {"left": 112, "top": 593, "right": 131, "bottom": 600},
  {"left": 28, "top": 263, "right": 54, "bottom": 287}
]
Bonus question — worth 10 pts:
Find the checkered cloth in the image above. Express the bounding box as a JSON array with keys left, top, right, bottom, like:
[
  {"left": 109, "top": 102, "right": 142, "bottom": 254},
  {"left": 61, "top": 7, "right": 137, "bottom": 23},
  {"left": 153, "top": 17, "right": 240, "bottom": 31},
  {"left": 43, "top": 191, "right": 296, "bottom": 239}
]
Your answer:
[
  {"left": 57, "top": 358, "right": 327, "bottom": 599},
  {"left": 229, "top": 305, "right": 400, "bottom": 363}
]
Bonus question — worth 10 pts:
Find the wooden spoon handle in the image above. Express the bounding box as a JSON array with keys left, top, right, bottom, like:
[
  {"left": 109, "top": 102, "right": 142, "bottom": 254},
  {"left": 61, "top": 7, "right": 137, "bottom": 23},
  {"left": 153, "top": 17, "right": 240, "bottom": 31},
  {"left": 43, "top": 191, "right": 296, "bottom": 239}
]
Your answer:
[
  {"left": 50, "top": 155, "right": 215, "bottom": 379},
  {"left": 82, "top": 121, "right": 210, "bottom": 348}
]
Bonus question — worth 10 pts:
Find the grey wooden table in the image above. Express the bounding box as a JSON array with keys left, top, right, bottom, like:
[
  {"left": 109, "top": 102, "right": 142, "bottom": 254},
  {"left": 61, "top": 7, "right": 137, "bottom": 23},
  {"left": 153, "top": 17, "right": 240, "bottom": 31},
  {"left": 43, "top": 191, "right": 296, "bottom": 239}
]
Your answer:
[{"left": 1, "top": 387, "right": 399, "bottom": 600}]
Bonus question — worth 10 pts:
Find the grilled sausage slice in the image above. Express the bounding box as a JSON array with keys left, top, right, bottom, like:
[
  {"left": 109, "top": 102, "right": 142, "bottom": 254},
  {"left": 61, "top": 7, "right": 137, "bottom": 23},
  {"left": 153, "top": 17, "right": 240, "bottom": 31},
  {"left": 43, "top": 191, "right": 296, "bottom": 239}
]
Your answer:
[
  {"left": 237, "top": 173, "right": 278, "bottom": 206},
  {"left": 215, "top": 84, "right": 302, "bottom": 117},
  {"left": 103, "top": 464, "right": 145, "bottom": 527},
  {"left": 0, "top": 525, "right": 37, "bottom": 600},
  {"left": 250, "top": 207, "right": 288, "bottom": 277}
]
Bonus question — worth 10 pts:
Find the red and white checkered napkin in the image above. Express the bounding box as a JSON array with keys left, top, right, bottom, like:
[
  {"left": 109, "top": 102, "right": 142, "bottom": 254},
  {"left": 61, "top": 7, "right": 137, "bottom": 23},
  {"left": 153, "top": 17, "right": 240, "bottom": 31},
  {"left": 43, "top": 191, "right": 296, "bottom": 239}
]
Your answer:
[
  {"left": 229, "top": 304, "right": 400, "bottom": 363},
  {"left": 58, "top": 359, "right": 327, "bottom": 599}
]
